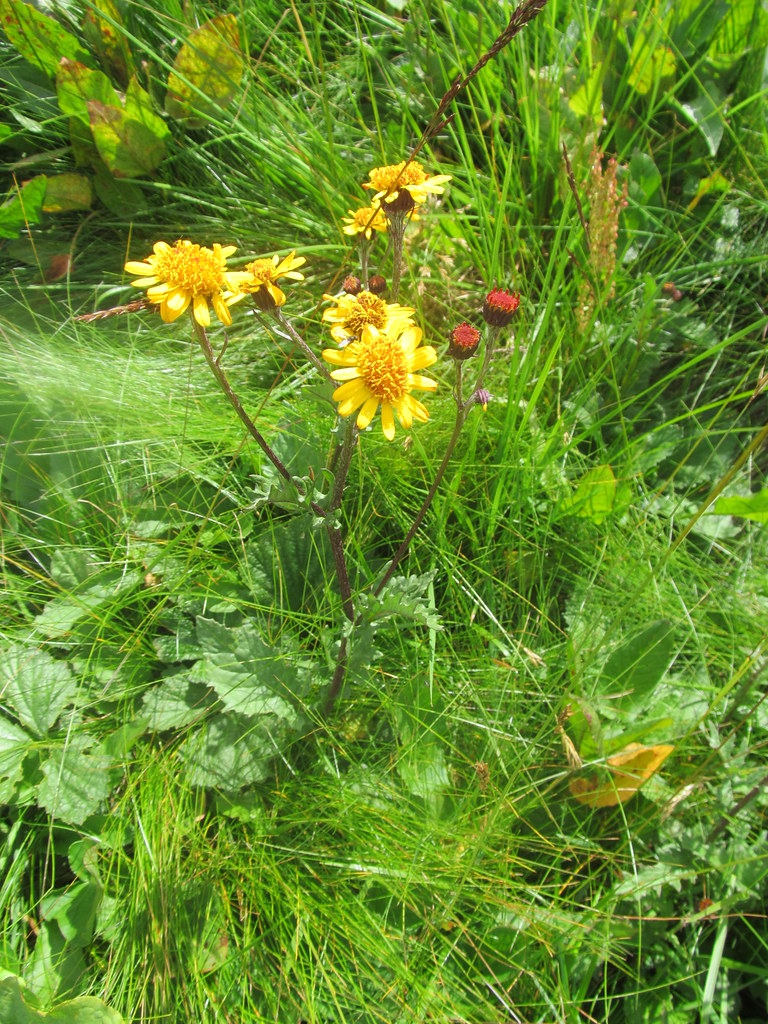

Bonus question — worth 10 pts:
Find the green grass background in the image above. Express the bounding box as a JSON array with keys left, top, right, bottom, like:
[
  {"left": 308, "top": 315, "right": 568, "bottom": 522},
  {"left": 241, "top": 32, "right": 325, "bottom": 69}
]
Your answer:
[{"left": 1, "top": 0, "right": 768, "bottom": 1021}]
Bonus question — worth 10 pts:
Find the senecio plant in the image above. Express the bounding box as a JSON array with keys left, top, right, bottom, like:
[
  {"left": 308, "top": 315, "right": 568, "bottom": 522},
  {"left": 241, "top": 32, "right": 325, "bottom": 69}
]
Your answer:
[{"left": 120, "top": 159, "right": 520, "bottom": 716}]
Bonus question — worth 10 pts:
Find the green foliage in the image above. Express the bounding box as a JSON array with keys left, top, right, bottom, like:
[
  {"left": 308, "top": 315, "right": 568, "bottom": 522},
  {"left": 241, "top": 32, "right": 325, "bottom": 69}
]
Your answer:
[{"left": 2, "top": 0, "right": 768, "bottom": 1020}]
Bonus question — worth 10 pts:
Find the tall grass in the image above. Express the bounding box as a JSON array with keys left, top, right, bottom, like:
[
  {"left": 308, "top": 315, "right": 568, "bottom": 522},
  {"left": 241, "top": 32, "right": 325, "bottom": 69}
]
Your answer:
[{"left": 2, "top": 0, "right": 768, "bottom": 1021}]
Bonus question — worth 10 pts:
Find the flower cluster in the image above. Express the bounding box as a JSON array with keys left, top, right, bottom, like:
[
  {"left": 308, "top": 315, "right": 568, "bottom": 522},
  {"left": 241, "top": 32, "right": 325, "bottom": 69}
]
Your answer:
[
  {"left": 125, "top": 240, "right": 246, "bottom": 327},
  {"left": 125, "top": 240, "right": 306, "bottom": 326},
  {"left": 316, "top": 158, "right": 452, "bottom": 439}
]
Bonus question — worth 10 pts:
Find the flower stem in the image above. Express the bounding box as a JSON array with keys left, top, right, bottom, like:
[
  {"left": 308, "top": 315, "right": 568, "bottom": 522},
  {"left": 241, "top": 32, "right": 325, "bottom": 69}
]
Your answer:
[
  {"left": 192, "top": 318, "right": 327, "bottom": 520},
  {"left": 388, "top": 213, "right": 407, "bottom": 302},
  {"left": 323, "top": 419, "right": 357, "bottom": 714},
  {"left": 272, "top": 309, "right": 334, "bottom": 382},
  {"left": 375, "top": 389, "right": 467, "bottom": 598}
]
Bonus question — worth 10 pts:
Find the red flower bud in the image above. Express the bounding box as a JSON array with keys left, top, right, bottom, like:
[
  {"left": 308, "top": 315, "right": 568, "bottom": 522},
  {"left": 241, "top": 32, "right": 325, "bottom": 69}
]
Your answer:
[
  {"left": 482, "top": 288, "right": 520, "bottom": 327},
  {"left": 367, "top": 274, "right": 387, "bottom": 295},
  {"left": 448, "top": 321, "right": 481, "bottom": 360}
]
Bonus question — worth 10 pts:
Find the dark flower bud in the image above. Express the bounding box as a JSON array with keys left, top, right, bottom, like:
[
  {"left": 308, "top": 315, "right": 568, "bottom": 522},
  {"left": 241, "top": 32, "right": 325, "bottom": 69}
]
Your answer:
[
  {"left": 482, "top": 287, "right": 520, "bottom": 327},
  {"left": 368, "top": 274, "right": 387, "bottom": 295},
  {"left": 342, "top": 275, "right": 362, "bottom": 294},
  {"left": 448, "top": 321, "right": 481, "bottom": 360},
  {"left": 474, "top": 388, "right": 491, "bottom": 409},
  {"left": 381, "top": 188, "right": 417, "bottom": 215}
]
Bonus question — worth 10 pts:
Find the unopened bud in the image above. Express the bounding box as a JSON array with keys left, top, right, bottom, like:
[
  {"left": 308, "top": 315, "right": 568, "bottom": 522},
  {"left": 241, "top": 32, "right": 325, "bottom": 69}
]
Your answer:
[
  {"left": 368, "top": 274, "right": 386, "bottom": 295},
  {"left": 342, "top": 275, "right": 362, "bottom": 294},
  {"left": 448, "top": 321, "right": 481, "bottom": 360},
  {"left": 482, "top": 288, "right": 520, "bottom": 327}
]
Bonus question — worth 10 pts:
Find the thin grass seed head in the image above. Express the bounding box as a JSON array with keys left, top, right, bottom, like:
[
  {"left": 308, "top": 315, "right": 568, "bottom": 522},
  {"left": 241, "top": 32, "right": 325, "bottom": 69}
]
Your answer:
[
  {"left": 124, "top": 239, "right": 246, "bottom": 327},
  {"left": 322, "top": 321, "right": 438, "bottom": 440}
]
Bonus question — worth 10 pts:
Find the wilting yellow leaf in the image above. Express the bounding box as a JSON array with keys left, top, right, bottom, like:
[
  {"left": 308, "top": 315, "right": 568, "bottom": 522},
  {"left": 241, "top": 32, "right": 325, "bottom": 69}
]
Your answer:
[{"left": 569, "top": 742, "right": 674, "bottom": 808}]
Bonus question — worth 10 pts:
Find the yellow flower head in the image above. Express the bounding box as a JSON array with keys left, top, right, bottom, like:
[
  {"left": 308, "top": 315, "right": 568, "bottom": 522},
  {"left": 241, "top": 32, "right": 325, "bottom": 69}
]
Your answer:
[
  {"left": 238, "top": 251, "right": 306, "bottom": 309},
  {"left": 322, "top": 290, "right": 415, "bottom": 345},
  {"left": 341, "top": 205, "right": 388, "bottom": 240},
  {"left": 323, "top": 321, "right": 438, "bottom": 440},
  {"left": 124, "top": 240, "right": 246, "bottom": 327},
  {"left": 363, "top": 160, "right": 451, "bottom": 207}
]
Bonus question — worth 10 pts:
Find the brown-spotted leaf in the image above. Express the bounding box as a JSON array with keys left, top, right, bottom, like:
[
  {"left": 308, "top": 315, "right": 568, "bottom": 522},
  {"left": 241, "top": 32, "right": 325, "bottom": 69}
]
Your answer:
[
  {"left": 57, "top": 58, "right": 121, "bottom": 125},
  {"left": 165, "top": 14, "right": 244, "bottom": 126},
  {"left": 43, "top": 172, "right": 93, "bottom": 212},
  {"left": 82, "top": 0, "right": 134, "bottom": 87},
  {"left": 89, "top": 100, "right": 167, "bottom": 178},
  {"left": 0, "top": 0, "right": 89, "bottom": 78}
]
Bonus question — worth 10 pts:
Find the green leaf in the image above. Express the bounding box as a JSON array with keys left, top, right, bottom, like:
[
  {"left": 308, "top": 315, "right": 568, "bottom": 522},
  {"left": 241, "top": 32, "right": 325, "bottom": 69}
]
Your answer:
[
  {"left": 37, "top": 738, "right": 113, "bottom": 825},
  {"left": 34, "top": 567, "right": 139, "bottom": 640},
  {"left": 40, "top": 880, "right": 101, "bottom": 948},
  {"left": 165, "top": 15, "right": 244, "bottom": 126},
  {"left": 560, "top": 465, "right": 619, "bottom": 524},
  {"left": 89, "top": 78, "right": 169, "bottom": 178},
  {"left": 568, "top": 60, "right": 603, "bottom": 119},
  {"left": 0, "top": 0, "right": 90, "bottom": 79},
  {"left": 357, "top": 571, "right": 443, "bottom": 631},
  {"left": 678, "top": 81, "right": 726, "bottom": 157},
  {"left": 178, "top": 712, "right": 277, "bottom": 790},
  {"left": 0, "top": 646, "right": 77, "bottom": 737},
  {"left": 0, "top": 716, "right": 32, "bottom": 791},
  {"left": 596, "top": 620, "right": 676, "bottom": 707},
  {"left": 140, "top": 672, "right": 214, "bottom": 731},
  {"left": 244, "top": 518, "right": 330, "bottom": 613},
  {"left": 192, "top": 617, "right": 305, "bottom": 720},
  {"left": 42, "top": 174, "right": 93, "bottom": 213},
  {"left": 56, "top": 60, "right": 121, "bottom": 127},
  {"left": 0, "top": 176, "right": 47, "bottom": 239},
  {"left": 81, "top": 0, "right": 134, "bottom": 87},
  {"left": 711, "top": 490, "right": 768, "bottom": 523}
]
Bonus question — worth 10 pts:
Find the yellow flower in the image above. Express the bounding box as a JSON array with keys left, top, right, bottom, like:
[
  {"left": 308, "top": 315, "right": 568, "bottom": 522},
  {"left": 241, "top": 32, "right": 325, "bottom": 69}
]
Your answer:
[
  {"left": 322, "top": 290, "right": 415, "bottom": 345},
  {"left": 124, "top": 240, "right": 245, "bottom": 327},
  {"left": 323, "top": 321, "right": 438, "bottom": 440},
  {"left": 341, "top": 205, "right": 388, "bottom": 240},
  {"left": 238, "top": 251, "right": 306, "bottom": 309},
  {"left": 363, "top": 160, "right": 451, "bottom": 207}
]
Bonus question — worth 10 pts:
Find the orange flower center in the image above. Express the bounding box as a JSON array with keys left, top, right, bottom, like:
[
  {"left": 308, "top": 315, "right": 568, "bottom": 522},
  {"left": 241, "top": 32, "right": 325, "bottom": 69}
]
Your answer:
[
  {"left": 244, "top": 258, "right": 277, "bottom": 285},
  {"left": 342, "top": 292, "right": 388, "bottom": 334},
  {"left": 154, "top": 241, "right": 224, "bottom": 295},
  {"left": 368, "top": 160, "right": 428, "bottom": 192},
  {"left": 356, "top": 332, "right": 409, "bottom": 403}
]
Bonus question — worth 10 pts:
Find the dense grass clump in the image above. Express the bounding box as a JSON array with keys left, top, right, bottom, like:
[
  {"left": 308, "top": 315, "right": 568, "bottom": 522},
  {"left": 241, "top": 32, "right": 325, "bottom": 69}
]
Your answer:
[{"left": 1, "top": 1, "right": 768, "bottom": 1022}]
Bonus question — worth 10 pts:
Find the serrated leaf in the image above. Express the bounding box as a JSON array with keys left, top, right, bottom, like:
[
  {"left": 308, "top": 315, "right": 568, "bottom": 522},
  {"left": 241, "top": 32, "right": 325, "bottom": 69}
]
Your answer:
[
  {"left": 37, "top": 738, "right": 113, "bottom": 825},
  {"left": 140, "top": 672, "right": 214, "bottom": 730},
  {"left": 165, "top": 15, "right": 244, "bottom": 126},
  {"left": 0, "top": 0, "right": 90, "bottom": 78},
  {"left": 0, "top": 175, "right": 47, "bottom": 239},
  {"left": 244, "top": 518, "right": 330, "bottom": 613},
  {"left": 0, "top": 715, "right": 32, "bottom": 788},
  {"left": 34, "top": 568, "right": 139, "bottom": 639},
  {"left": 191, "top": 617, "right": 304, "bottom": 719},
  {"left": 0, "top": 646, "right": 77, "bottom": 737},
  {"left": 360, "top": 571, "right": 442, "bottom": 631},
  {"left": 178, "top": 712, "right": 276, "bottom": 790}
]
